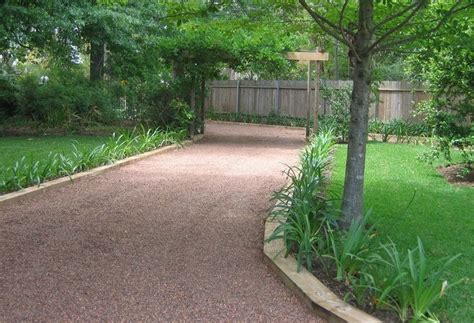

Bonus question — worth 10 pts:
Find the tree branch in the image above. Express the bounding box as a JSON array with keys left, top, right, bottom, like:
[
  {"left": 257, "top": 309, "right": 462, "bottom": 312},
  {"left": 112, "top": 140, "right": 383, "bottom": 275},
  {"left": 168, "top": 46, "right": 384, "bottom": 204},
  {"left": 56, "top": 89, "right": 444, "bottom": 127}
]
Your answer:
[
  {"left": 338, "top": 0, "right": 350, "bottom": 40},
  {"left": 338, "top": 0, "right": 362, "bottom": 62},
  {"left": 369, "top": 1, "right": 425, "bottom": 52},
  {"left": 299, "top": 0, "right": 353, "bottom": 35},
  {"left": 374, "top": 2, "right": 474, "bottom": 53},
  {"left": 298, "top": 0, "right": 352, "bottom": 47},
  {"left": 373, "top": 1, "right": 419, "bottom": 30},
  {"left": 338, "top": 0, "right": 350, "bottom": 32}
]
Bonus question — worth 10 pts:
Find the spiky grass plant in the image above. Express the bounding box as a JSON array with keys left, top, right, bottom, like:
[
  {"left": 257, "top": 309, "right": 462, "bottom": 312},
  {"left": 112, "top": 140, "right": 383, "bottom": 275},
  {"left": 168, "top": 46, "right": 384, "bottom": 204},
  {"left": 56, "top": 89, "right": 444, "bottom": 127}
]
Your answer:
[
  {"left": 266, "top": 129, "right": 336, "bottom": 272},
  {"left": 367, "top": 238, "right": 461, "bottom": 322}
]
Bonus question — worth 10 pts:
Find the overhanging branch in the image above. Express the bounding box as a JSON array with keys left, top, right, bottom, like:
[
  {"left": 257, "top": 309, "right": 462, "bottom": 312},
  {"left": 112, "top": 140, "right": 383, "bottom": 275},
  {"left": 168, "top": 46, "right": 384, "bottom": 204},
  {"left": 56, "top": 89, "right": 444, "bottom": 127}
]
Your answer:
[
  {"left": 373, "top": 1, "right": 420, "bottom": 30},
  {"left": 298, "top": 0, "right": 353, "bottom": 47},
  {"left": 369, "top": 0, "right": 425, "bottom": 52},
  {"left": 373, "top": 2, "right": 474, "bottom": 53},
  {"left": 338, "top": 0, "right": 351, "bottom": 43}
]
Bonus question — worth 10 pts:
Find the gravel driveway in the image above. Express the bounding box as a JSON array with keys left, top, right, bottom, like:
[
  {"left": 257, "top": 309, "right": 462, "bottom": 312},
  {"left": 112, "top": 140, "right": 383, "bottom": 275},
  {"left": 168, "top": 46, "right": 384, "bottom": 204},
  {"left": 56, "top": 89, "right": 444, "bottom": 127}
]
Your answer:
[{"left": 0, "top": 121, "right": 322, "bottom": 321}]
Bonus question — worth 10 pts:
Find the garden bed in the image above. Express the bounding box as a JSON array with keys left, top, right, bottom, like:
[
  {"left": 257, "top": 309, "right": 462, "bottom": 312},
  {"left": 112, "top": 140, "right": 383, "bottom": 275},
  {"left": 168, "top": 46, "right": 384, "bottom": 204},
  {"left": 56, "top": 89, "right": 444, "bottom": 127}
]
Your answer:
[
  {"left": 437, "top": 164, "right": 474, "bottom": 186},
  {"left": 309, "top": 264, "right": 399, "bottom": 322}
]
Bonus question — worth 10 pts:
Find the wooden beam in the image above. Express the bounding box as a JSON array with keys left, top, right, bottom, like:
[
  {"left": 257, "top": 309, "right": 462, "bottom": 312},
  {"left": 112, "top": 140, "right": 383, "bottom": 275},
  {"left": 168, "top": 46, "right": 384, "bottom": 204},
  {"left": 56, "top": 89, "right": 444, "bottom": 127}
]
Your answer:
[
  {"left": 313, "top": 61, "right": 321, "bottom": 135},
  {"left": 286, "top": 51, "right": 329, "bottom": 61}
]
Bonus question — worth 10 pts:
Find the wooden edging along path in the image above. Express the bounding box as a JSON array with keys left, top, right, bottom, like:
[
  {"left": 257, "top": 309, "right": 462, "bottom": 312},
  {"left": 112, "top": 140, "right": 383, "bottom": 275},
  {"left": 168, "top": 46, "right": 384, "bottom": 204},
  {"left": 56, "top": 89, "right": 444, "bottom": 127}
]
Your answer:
[
  {"left": 264, "top": 216, "right": 381, "bottom": 323},
  {"left": 0, "top": 134, "right": 204, "bottom": 208}
]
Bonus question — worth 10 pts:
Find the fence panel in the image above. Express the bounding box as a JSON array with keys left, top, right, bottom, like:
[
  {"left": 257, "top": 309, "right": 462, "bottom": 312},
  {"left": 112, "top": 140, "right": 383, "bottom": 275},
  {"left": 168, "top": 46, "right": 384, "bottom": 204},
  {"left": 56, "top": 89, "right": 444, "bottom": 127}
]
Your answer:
[{"left": 206, "top": 80, "right": 430, "bottom": 121}]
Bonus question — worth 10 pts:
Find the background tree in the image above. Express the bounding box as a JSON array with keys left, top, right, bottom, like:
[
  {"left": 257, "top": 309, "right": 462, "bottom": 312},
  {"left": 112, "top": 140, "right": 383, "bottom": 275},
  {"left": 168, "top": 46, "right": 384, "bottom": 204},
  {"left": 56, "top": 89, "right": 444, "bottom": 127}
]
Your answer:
[{"left": 406, "top": 12, "right": 473, "bottom": 172}]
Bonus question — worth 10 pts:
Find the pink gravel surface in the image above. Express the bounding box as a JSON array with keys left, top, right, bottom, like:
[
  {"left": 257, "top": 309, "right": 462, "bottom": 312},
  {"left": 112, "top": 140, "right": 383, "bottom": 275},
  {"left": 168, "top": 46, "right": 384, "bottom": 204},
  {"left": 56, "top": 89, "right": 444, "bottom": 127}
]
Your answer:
[{"left": 0, "top": 121, "right": 323, "bottom": 322}]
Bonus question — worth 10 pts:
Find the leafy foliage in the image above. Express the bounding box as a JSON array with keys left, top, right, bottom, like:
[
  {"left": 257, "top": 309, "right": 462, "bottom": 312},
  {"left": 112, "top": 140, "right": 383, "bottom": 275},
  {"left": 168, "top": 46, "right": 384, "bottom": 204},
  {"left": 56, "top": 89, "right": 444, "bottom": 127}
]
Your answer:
[
  {"left": 406, "top": 13, "right": 473, "bottom": 174},
  {"left": 319, "top": 85, "right": 351, "bottom": 142},
  {"left": 13, "top": 67, "right": 118, "bottom": 127},
  {"left": 368, "top": 119, "right": 431, "bottom": 143},
  {"left": 415, "top": 100, "right": 473, "bottom": 173}
]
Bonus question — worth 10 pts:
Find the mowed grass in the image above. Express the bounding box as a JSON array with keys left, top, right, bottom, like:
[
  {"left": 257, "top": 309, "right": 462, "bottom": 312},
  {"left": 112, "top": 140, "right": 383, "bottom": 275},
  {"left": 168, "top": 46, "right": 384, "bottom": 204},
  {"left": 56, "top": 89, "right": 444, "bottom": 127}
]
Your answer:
[
  {"left": 330, "top": 142, "right": 474, "bottom": 322},
  {"left": 0, "top": 136, "right": 107, "bottom": 169}
]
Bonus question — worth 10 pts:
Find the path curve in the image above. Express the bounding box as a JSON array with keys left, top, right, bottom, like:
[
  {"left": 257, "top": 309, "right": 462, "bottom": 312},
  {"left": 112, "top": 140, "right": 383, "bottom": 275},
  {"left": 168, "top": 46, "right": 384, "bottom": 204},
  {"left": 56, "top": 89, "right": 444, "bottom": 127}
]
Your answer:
[{"left": 0, "top": 121, "right": 322, "bottom": 321}]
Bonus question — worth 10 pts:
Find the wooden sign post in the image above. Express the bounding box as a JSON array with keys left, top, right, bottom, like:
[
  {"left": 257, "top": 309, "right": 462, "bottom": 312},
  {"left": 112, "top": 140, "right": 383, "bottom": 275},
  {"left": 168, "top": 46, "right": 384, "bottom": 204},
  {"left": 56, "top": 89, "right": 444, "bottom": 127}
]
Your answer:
[{"left": 286, "top": 50, "right": 329, "bottom": 138}]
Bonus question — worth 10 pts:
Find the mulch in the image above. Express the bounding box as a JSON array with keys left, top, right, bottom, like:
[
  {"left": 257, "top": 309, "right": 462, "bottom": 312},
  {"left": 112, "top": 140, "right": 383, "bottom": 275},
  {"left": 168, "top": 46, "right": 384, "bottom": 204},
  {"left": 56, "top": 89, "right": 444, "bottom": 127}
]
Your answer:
[{"left": 437, "top": 164, "right": 474, "bottom": 187}]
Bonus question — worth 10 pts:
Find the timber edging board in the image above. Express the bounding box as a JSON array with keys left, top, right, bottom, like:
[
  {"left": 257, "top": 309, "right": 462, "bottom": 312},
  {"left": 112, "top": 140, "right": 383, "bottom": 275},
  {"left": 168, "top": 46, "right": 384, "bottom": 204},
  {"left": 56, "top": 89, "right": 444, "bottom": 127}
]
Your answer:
[
  {"left": 264, "top": 216, "right": 382, "bottom": 323},
  {"left": 0, "top": 134, "right": 204, "bottom": 208}
]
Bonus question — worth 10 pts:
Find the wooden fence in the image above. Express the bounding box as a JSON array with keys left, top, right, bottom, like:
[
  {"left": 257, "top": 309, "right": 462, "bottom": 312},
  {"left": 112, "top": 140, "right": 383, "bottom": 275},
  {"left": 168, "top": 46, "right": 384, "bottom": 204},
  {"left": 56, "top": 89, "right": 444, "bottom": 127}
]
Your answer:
[{"left": 205, "top": 80, "right": 430, "bottom": 121}]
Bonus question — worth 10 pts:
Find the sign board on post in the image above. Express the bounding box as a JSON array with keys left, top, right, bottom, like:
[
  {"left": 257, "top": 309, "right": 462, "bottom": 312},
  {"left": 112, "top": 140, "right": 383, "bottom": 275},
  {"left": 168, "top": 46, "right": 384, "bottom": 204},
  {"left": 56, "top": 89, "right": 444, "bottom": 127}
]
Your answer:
[
  {"left": 286, "top": 50, "right": 329, "bottom": 138},
  {"left": 286, "top": 52, "right": 329, "bottom": 62}
]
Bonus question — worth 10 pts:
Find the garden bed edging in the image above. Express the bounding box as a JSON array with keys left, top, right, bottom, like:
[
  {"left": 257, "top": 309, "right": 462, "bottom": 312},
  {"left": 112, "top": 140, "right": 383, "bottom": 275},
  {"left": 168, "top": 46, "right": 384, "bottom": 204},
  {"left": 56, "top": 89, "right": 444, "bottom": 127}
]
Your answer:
[{"left": 264, "top": 215, "right": 381, "bottom": 323}]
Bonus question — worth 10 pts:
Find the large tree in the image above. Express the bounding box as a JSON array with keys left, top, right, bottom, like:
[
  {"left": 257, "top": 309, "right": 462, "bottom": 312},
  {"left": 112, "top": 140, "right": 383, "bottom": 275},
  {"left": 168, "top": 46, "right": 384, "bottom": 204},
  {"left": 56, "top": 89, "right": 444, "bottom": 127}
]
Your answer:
[{"left": 296, "top": 0, "right": 473, "bottom": 225}]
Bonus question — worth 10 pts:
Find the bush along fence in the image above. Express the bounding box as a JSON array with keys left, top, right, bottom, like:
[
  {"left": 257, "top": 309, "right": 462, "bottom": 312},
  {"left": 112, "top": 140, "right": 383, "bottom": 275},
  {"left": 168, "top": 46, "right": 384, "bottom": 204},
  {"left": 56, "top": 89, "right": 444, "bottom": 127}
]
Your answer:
[
  {"left": 205, "top": 80, "right": 430, "bottom": 122},
  {"left": 0, "top": 127, "right": 186, "bottom": 193},
  {"left": 266, "top": 129, "right": 461, "bottom": 322}
]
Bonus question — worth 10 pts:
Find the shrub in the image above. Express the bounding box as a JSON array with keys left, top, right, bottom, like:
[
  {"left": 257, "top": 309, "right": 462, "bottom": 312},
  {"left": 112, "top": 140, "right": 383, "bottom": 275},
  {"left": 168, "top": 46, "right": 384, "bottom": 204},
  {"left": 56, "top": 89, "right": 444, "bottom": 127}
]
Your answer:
[
  {"left": 120, "top": 74, "right": 195, "bottom": 130},
  {"left": 416, "top": 101, "right": 473, "bottom": 173},
  {"left": 320, "top": 85, "right": 351, "bottom": 142},
  {"left": 15, "top": 67, "right": 118, "bottom": 127},
  {"left": 368, "top": 119, "right": 431, "bottom": 143},
  {"left": 0, "top": 74, "right": 18, "bottom": 118}
]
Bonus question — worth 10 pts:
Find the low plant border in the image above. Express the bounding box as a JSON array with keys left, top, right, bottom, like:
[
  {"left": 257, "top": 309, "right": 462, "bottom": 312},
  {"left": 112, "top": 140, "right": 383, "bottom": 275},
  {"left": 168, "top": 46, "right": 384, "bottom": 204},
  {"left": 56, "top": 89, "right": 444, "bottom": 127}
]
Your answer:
[
  {"left": 0, "top": 134, "right": 203, "bottom": 208},
  {"left": 263, "top": 214, "right": 381, "bottom": 323}
]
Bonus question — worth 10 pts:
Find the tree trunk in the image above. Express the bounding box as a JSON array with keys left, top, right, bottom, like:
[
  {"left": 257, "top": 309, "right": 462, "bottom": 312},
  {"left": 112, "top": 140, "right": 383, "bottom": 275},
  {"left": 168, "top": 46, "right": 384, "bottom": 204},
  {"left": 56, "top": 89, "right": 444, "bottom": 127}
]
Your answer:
[
  {"left": 200, "top": 78, "right": 206, "bottom": 134},
  {"left": 189, "top": 85, "right": 196, "bottom": 138},
  {"left": 334, "top": 40, "right": 339, "bottom": 80},
  {"left": 172, "top": 61, "right": 184, "bottom": 79},
  {"left": 90, "top": 41, "right": 105, "bottom": 81},
  {"left": 341, "top": 0, "right": 374, "bottom": 226}
]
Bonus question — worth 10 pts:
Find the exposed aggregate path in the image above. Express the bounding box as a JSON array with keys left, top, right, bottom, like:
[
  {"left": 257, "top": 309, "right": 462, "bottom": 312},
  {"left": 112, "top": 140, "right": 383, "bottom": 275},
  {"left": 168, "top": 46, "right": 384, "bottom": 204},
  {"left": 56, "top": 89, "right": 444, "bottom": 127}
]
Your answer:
[{"left": 0, "top": 121, "right": 322, "bottom": 322}]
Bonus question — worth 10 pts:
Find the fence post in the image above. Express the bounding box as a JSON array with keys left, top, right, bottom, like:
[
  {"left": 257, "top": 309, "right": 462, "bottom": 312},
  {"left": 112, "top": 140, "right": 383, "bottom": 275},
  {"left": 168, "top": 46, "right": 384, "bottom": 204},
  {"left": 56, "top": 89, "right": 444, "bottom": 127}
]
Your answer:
[
  {"left": 236, "top": 80, "right": 241, "bottom": 115},
  {"left": 275, "top": 80, "right": 281, "bottom": 115},
  {"left": 314, "top": 61, "right": 321, "bottom": 135},
  {"left": 306, "top": 62, "right": 311, "bottom": 138},
  {"left": 208, "top": 82, "right": 213, "bottom": 112}
]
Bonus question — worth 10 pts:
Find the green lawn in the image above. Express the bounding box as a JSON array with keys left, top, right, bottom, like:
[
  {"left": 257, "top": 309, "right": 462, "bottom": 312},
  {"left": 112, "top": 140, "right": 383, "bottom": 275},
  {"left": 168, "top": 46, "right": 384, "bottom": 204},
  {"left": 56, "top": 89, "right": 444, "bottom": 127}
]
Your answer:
[
  {"left": 330, "top": 142, "right": 474, "bottom": 322},
  {"left": 0, "top": 136, "right": 107, "bottom": 169}
]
